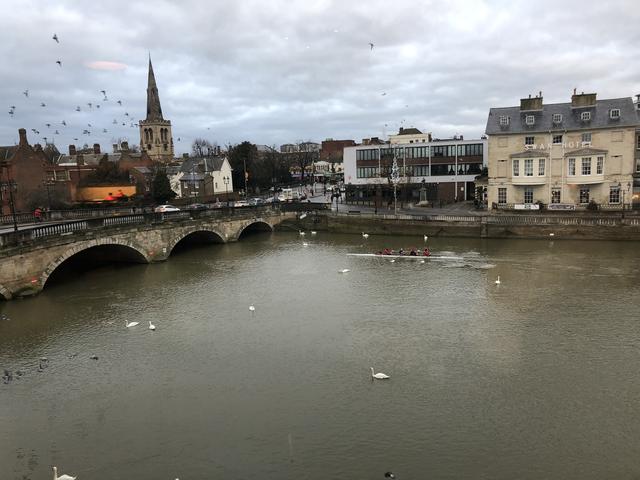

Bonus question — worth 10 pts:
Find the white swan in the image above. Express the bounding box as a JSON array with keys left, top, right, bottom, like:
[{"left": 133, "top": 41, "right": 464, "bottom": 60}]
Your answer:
[
  {"left": 549, "top": 232, "right": 555, "bottom": 237},
  {"left": 302, "top": 242, "right": 309, "bottom": 247},
  {"left": 52, "top": 466, "right": 76, "bottom": 480},
  {"left": 149, "top": 321, "right": 156, "bottom": 331},
  {"left": 299, "top": 230, "right": 306, "bottom": 236},
  {"left": 420, "top": 260, "right": 425, "bottom": 264},
  {"left": 371, "top": 367, "right": 390, "bottom": 380},
  {"left": 424, "top": 235, "right": 428, "bottom": 242},
  {"left": 125, "top": 320, "right": 139, "bottom": 328},
  {"left": 390, "top": 259, "right": 395, "bottom": 263},
  {"left": 495, "top": 276, "right": 501, "bottom": 285},
  {"left": 311, "top": 231, "right": 317, "bottom": 235},
  {"left": 338, "top": 269, "right": 350, "bottom": 273},
  {"left": 249, "top": 305, "right": 256, "bottom": 312},
  {"left": 362, "top": 232, "right": 369, "bottom": 238}
]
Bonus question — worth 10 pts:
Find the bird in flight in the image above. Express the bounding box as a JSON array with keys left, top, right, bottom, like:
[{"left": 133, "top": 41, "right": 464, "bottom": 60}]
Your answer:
[
  {"left": 103, "top": 128, "right": 107, "bottom": 133},
  {"left": 112, "top": 119, "right": 117, "bottom": 124},
  {"left": 56, "top": 60, "right": 62, "bottom": 67},
  {"left": 23, "top": 89, "right": 29, "bottom": 97},
  {"left": 381, "top": 92, "right": 387, "bottom": 96},
  {"left": 87, "top": 123, "right": 92, "bottom": 127},
  {"left": 54, "top": 130, "right": 59, "bottom": 134},
  {"left": 61, "top": 120, "right": 66, "bottom": 126},
  {"left": 52, "top": 33, "right": 59, "bottom": 43},
  {"left": 75, "top": 106, "right": 81, "bottom": 111},
  {"left": 45, "top": 123, "right": 51, "bottom": 128},
  {"left": 8, "top": 110, "right": 14, "bottom": 116},
  {"left": 124, "top": 112, "right": 129, "bottom": 116},
  {"left": 100, "top": 90, "right": 106, "bottom": 96},
  {"left": 117, "top": 100, "right": 122, "bottom": 106},
  {"left": 96, "top": 104, "right": 100, "bottom": 109},
  {"left": 369, "top": 42, "right": 374, "bottom": 50},
  {"left": 73, "top": 137, "right": 78, "bottom": 141},
  {"left": 87, "top": 102, "right": 92, "bottom": 109},
  {"left": 40, "top": 102, "right": 46, "bottom": 107}
]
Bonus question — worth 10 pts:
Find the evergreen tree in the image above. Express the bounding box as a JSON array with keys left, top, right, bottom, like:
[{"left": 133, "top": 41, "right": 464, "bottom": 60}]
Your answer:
[{"left": 151, "top": 169, "right": 176, "bottom": 204}]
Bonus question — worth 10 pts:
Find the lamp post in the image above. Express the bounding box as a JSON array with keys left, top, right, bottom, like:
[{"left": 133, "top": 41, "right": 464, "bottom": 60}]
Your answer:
[
  {"left": 0, "top": 161, "right": 18, "bottom": 233},
  {"left": 223, "top": 176, "right": 230, "bottom": 206},
  {"left": 391, "top": 154, "right": 400, "bottom": 216},
  {"left": 619, "top": 181, "right": 631, "bottom": 219},
  {"left": 43, "top": 178, "right": 55, "bottom": 214}
]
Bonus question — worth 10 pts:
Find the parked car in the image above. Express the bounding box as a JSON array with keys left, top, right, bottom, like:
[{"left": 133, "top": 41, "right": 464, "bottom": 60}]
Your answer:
[
  {"left": 186, "top": 203, "right": 208, "bottom": 211},
  {"left": 154, "top": 204, "right": 180, "bottom": 213},
  {"left": 248, "top": 197, "right": 264, "bottom": 206}
]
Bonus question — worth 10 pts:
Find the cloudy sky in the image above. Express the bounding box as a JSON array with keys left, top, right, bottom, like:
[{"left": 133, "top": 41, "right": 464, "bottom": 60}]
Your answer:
[{"left": 1, "top": 0, "right": 639, "bottom": 155}]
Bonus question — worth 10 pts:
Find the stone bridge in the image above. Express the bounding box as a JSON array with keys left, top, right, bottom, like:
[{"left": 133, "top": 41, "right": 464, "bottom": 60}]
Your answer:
[{"left": 0, "top": 208, "right": 299, "bottom": 299}]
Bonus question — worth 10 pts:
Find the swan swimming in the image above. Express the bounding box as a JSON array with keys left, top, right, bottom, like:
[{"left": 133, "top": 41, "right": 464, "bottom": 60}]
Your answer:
[
  {"left": 249, "top": 305, "right": 256, "bottom": 312},
  {"left": 125, "top": 320, "right": 139, "bottom": 328},
  {"left": 311, "top": 231, "right": 317, "bottom": 235},
  {"left": 371, "top": 367, "right": 390, "bottom": 380},
  {"left": 52, "top": 466, "right": 76, "bottom": 480},
  {"left": 495, "top": 276, "right": 501, "bottom": 285},
  {"left": 424, "top": 235, "right": 428, "bottom": 242},
  {"left": 149, "top": 321, "right": 156, "bottom": 331},
  {"left": 338, "top": 269, "right": 350, "bottom": 274},
  {"left": 362, "top": 232, "right": 369, "bottom": 238}
]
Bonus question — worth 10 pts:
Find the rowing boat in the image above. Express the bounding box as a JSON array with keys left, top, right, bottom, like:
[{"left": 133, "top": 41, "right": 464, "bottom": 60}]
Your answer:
[{"left": 347, "top": 253, "right": 462, "bottom": 260}]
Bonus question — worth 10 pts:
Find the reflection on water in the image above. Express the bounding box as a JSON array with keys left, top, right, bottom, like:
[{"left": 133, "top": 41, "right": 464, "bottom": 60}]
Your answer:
[{"left": 1, "top": 233, "right": 640, "bottom": 479}]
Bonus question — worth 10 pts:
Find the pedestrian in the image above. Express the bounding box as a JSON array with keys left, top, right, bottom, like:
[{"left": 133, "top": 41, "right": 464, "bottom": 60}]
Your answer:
[{"left": 34, "top": 207, "right": 42, "bottom": 222}]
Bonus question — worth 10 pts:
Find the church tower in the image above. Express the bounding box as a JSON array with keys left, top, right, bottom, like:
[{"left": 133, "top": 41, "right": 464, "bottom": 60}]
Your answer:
[{"left": 139, "top": 57, "right": 174, "bottom": 162}]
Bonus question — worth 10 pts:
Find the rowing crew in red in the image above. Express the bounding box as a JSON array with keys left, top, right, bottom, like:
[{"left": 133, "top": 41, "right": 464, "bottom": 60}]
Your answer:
[{"left": 378, "top": 247, "right": 430, "bottom": 256}]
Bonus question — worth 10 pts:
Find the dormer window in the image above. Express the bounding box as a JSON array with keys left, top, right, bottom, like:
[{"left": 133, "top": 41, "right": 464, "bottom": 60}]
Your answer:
[
  {"left": 499, "top": 115, "right": 510, "bottom": 126},
  {"left": 552, "top": 113, "right": 563, "bottom": 123},
  {"left": 581, "top": 111, "right": 591, "bottom": 121},
  {"left": 525, "top": 115, "right": 535, "bottom": 125},
  {"left": 610, "top": 108, "right": 620, "bottom": 119}
]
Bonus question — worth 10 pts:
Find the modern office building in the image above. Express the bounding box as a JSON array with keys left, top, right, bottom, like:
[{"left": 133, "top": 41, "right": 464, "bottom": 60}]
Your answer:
[{"left": 343, "top": 137, "right": 486, "bottom": 205}]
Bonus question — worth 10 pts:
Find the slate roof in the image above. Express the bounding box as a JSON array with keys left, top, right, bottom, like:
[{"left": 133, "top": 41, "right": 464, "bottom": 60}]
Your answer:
[
  {"left": 485, "top": 97, "right": 640, "bottom": 135},
  {"left": 180, "top": 172, "right": 205, "bottom": 181},
  {"left": 397, "top": 127, "right": 423, "bottom": 135},
  {"left": 179, "top": 156, "right": 225, "bottom": 173}
]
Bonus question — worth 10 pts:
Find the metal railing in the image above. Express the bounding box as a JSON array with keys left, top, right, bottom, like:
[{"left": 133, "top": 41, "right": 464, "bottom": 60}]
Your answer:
[{"left": 0, "top": 205, "right": 282, "bottom": 249}]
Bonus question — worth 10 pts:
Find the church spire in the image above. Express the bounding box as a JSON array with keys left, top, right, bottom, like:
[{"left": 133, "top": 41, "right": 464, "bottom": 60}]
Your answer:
[{"left": 146, "top": 57, "right": 164, "bottom": 121}]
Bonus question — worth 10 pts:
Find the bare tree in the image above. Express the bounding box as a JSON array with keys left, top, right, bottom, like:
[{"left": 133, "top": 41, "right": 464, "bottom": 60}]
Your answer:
[{"left": 192, "top": 138, "right": 219, "bottom": 157}]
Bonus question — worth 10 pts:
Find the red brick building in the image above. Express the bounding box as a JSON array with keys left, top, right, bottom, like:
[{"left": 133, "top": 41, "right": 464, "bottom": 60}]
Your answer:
[
  {"left": 0, "top": 129, "right": 50, "bottom": 215},
  {"left": 320, "top": 139, "right": 356, "bottom": 163}
]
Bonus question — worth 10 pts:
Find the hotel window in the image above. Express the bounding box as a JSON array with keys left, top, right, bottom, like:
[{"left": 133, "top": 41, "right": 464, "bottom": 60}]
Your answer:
[
  {"left": 524, "top": 136, "right": 534, "bottom": 145},
  {"left": 551, "top": 188, "right": 561, "bottom": 203},
  {"left": 579, "top": 187, "right": 590, "bottom": 204},
  {"left": 524, "top": 187, "right": 534, "bottom": 204},
  {"left": 552, "top": 135, "right": 563, "bottom": 145},
  {"left": 581, "top": 157, "right": 591, "bottom": 175},
  {"left": 610, "top": 108, "right": 620, "bottom": 119},
  {"left": 525, "top": 115, "right": 535, "bottom": 125},
  {"left": 512, "top": 159, "right": 520, "bottom": 176},
  {"left": 524, "top": 158, "right": 533, "bottom": 176},
  {"left": 581, "top": 132, "right": 592, "bottom": 144},
  {"left": 568, "top": 158, "right": 576, "bottom": 175},
  {"left": 581, "top": 111, "right": 591, "bottom": 121},
  {"left": 609, "top": 186, "right": 621, "bottom": 204},
  {"left": 596, "top": 156, "right": 603, "bottom": 174},
  {"left": 552, "top": 113, "right": 563, "bottom": 123},
  {"left": 356, "top": 149, "right": 379, "bottom": 161},
  {"left": 498, "top": 187, "right": 507, "bottom": 204},
  {"left": 499, "top": 115, "right": 510, "bottom": 126},
  {"left": 538, "top": 158, "right": 545, "bottom": 176},
  {"left": 464, "top": 144, "right": 483, "bottom": 156},
  {"left": 413, "top": 165, "right": 429, "bottom": 176}
]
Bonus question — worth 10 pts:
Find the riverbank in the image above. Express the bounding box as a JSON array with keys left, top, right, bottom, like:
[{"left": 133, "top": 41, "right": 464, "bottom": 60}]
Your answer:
[{"left": 290, "top": 211, "right": 640, "bottom": 241}]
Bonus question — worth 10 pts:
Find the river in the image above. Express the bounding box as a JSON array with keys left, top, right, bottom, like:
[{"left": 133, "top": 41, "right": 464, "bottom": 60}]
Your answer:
[{"left": 1, "top": 232, "right": 640, "bottom": 479}]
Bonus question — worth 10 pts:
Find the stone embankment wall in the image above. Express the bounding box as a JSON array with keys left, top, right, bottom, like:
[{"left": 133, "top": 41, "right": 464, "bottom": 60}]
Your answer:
[{"left": 283, "top": 212, "right": 640, "bottom": 241}]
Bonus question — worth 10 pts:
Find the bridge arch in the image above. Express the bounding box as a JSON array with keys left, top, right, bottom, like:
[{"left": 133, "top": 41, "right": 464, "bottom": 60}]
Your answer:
[
  {"left": 167, "top": 227, "right": 227, "bottom": 256},
  {"left": 236, "top": 219, "right": 274, "bottom": 240},
  {"left": 41, "top": 239, "right": 151, "bottom": 288}
]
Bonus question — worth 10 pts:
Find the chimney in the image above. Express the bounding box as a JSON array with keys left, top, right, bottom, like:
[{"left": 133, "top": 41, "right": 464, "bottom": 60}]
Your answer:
[
  {"left": 77, "top": 154, "right": 84, "bottom": 166},
  {"left": 93, "top": 143, "right": 100, "bottom": 154},
  {"left": 18, "top": 128, "right": 27, "bottom": 146},
  {"left": 112, "top": 144, "right": 118, "bottom": 153},
  {"left": 571, "top": 92, "right": 597, "bottom": 108},
  {"left": 33, "top": 143, "right": 42, "bottom": 152},
  {"left": 399, "top": 127, "right": 404, "bottom": 134},
  {"left": 69, "top": 144, "right": 77, "bottom": 156},
  {"left": 520, "top": 94, "right": 543, "bottom": 111},
  {"left": 121, "top": 141, "right": 129, "bottom": 151}
]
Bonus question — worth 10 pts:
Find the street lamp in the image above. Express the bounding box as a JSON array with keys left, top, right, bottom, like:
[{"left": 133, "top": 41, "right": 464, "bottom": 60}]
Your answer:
[
  {"left": 0, "top": 161, "right": 18, "bottom": 233},
  {"left": 43, "top": 178, "right": 56, "bottom": 214},
  {"left": 618, "top": 181, "right": 632, "bottom": 218},
  {"left": 223, "top": 176, "right": 230, "bottom": 206},
  {"left": 391, "top": 154, "right": 400, "bottom": 216}
]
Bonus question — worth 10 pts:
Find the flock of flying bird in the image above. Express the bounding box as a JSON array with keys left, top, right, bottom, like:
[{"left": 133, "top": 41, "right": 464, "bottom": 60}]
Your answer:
[{"left": 7, "top": 33, "right": 146, "bottom": 147}]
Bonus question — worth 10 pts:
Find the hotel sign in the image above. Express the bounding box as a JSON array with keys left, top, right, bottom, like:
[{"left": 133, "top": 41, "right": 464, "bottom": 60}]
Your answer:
[
  {"left": 514, "top": 204, "right": 540, "bottom": 210},
  {"left": 547, "top": 203, "right": 576, "bottom": 210}
]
